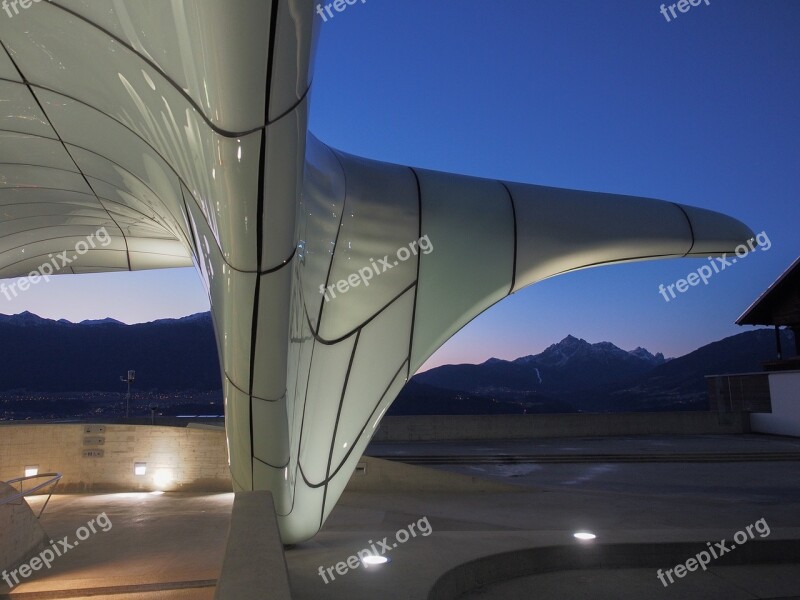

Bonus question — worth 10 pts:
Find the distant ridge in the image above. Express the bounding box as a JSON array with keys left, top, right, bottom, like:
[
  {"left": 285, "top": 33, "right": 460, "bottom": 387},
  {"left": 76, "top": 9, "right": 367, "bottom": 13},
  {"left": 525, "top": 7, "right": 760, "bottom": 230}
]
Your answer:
[
  {"left": 0, "top": 312, "right": 794, "bottom": 415},
  {"left": 0, "top": 311, "right": 218, "bottom": 392}
]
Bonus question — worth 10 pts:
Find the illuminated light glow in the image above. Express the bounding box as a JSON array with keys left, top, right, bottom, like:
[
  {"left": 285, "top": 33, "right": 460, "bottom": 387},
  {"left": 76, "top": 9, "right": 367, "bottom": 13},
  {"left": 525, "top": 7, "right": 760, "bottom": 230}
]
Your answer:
[
  {"left": 574, "top": 532, "right": 597, "bottom": 540},
  {"left": 153, "top": 469, "right": 173, "bottom": 490},
  {"left": 361, "top": 555, "right": 389, "bottom": 566}
]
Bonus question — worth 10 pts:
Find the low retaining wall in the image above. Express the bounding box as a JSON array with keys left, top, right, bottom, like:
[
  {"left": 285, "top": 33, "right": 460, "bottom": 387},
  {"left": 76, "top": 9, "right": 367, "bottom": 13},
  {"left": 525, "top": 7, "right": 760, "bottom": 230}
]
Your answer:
[
  {"left": 373, "top": 411, "right": 746, "bottom": 441},
  {"left": 0, "top": 424, "right": 231, "bottom": 493},
  {"left": 0, "top": 412, "right": 748, "bottom": 493}
]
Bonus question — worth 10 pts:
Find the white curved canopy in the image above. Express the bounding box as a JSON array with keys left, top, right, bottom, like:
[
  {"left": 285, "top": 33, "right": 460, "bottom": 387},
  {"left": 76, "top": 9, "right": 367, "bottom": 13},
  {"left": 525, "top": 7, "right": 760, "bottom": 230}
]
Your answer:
[{"left": 0, "top": 1, "right": 753, "bottom": 543}]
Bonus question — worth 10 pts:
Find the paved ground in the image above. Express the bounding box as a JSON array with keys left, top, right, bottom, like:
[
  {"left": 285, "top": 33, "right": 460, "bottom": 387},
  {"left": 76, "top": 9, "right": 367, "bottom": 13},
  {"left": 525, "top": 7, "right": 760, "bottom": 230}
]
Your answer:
[
  {"left": 460, "top": 566, "right": 800, "bottom": 600},
  {"left": 0, "top": 492, "right": 226, "bottom": 599},
  {"left": 1, "top": 434, "right": 799, "bottom": 599}
]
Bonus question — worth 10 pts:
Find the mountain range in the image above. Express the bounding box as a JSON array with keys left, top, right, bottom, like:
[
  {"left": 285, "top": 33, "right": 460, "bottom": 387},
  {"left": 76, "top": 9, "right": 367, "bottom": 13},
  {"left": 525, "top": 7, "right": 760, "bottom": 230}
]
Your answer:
[
  {"left": 0, "top": 311, "right": 220, "bottom": 392},
  {"left": 416, "top": 335, "right": 667, "bottom": 396},
  {"left": 0, "top": 311, "right": 794, "bottom": 414},
  {"left": 401, "top": 330, "right": 795, "bottom": 413}
]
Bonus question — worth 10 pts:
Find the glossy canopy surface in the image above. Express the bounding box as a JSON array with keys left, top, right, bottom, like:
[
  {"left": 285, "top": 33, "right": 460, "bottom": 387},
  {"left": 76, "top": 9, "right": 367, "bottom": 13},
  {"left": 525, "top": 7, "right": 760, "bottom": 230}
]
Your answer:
[{"left": 0, "top": 1, "right": 754, "bottom": 543}]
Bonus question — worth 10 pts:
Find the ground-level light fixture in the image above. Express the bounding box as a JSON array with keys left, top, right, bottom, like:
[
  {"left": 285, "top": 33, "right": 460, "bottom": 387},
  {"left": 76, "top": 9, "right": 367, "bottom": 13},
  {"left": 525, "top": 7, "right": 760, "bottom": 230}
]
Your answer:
[
  {"left": 573, "top": 531, "right": 597, "bottom": 541},
  {"left": 361, "top": 555, "right": 390, "bottom": 567}
]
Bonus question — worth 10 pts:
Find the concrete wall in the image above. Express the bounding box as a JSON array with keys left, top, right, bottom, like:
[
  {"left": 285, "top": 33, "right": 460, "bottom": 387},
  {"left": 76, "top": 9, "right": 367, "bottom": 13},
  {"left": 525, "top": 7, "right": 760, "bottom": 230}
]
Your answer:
[
  {"left": 0, "top": 424, "right": 231, "bottom": 492},
  {"left": 373, "top": 411, "right": 746, "bottom": 442},
  {"left": 750, "top": 371, "right": 800, "bottom": 437},
  {"left": 0, "top": 482, "right": 50, "bottom": 572}
]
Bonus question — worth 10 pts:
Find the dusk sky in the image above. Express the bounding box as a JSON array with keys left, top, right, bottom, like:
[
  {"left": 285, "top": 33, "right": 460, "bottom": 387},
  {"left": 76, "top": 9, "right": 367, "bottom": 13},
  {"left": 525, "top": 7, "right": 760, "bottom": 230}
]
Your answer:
[{"left": 2, "top": 0, "right": 799, "bottom": 370}]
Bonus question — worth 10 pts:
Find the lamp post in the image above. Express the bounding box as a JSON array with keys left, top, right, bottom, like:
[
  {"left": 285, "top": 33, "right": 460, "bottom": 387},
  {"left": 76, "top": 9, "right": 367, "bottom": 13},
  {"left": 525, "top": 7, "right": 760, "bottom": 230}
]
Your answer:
[{"left": 120, "top": 370, "right": 135, "bottom": 419}]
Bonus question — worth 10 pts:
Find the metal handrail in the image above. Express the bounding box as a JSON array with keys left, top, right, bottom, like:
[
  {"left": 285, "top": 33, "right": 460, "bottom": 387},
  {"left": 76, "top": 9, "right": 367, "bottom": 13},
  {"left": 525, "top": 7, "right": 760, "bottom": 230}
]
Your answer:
[{"left": 0, "top": 472, "right": 62, "bottom": 518}]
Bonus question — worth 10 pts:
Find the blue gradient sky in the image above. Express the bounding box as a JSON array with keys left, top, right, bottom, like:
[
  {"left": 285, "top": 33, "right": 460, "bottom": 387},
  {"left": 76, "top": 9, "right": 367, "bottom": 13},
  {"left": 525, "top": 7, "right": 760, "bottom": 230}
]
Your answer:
[{"left": 2, "top": 0, "right": 799, "bottom": 370}]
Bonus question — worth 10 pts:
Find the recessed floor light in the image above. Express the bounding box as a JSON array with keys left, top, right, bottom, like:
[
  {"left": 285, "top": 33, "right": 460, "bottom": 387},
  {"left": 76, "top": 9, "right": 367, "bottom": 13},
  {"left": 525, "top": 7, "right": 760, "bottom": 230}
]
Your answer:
[
  {"left": 574, "top": 532, "right": 597, "bottom": 540},
  {"left": 361, "top": 555, "right": 389, "bottom": 566}
]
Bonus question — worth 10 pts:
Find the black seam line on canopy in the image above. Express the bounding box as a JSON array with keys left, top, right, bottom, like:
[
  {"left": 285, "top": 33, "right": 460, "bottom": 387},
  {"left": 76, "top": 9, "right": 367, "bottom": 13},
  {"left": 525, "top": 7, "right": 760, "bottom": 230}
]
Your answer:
[
  {"left": 0, "top": 128, "right": 179, "bottom": 216},
  {"left": 406, "top": 167, "right": 423, "bottom": 379},
  {"left": 320, "top": 328, "right": 361, "bottom": 529},
  {"left": 545, "top": 253, "right": 692, "bottom": 282},
  {"left": 0, "top": 237, "right": 183, "bottom": 260},
  {"left": 70, "top": 268, "right": 129, "bottom": 274},
  {"left": 0, "top": 43, "right": 134, "bottom": 271},
  {"left": 252, "top": 407, "right": 290, "bottom": 470},
  {"left": 178, "top": 185, "right": 202, "bottom": 263},
  {"left": 0, "top": 127, "right": 58, "bottom": 141},
  {"left": 0, "top": 199, "right": 175, "bottom": 232},
  {"left": 500, "top": 181, "right": 518, "bottom": 294},
  {"left": 0, "top": 74, "right": 310, "bottom": 136},
  {"left": 0, "top": 161, "right": 178, "bottom": 239},
  {"left": 121, "top": 250, "right": 191, "bottom": 260},
  {"left": 0, "top": 213, "right": 129, "bottom": 225},
  {"left": 298, "top": 358, "right": 408, "bottom": 489},
  {"left": 672, "top": 203, "right": 696, "bottom": 257},
  {"left": 248, "top": 0, "right": 282, "bottom": 491},
  {"left": 69, "top": 144, "right": 203, "bottom": 250},
  {"left": 303, "top": 281, "right": 417, "bottom": 346},
  {"left": 0, "top": 249, "right": 128, "bottom": 275},
  {"left": 314, "top": 148, "right": 349, "bottom": 338},
  {"left": 278, "top": 328, "right": 318, "bottom": 519},
  {"left": 254, "top": 455, "right": 290, "bottom": 471},
  {"left": 35, "top": 128, "right": 133, "bottom": 273},
  {"left": 0, "top": 238, "right": 185, "bottom": 268},
  {"left": 0, "top": 233, "right": 126, "bottom": 255},
  {"left": 289, "top": 290, "right": 349, "bottom": 513},
  {"left": 224, "top": 369, "right": 286, "bottom": 404},
  {"left": 74, "top": 104, "right": 296, "bottom": 274},
  {"left": 0, "top": 162, "right": 80, "bottom": 173},
  {"left": 0, "top": 217, "right": 123, "bottom": 254},
  {"left": 0, "top": 188, "right": 190, "bottom": 249},
  {"left": 0, "top": 220, "right": 141, "bottom": 235},
  {"left": 1, "top": 249, "right": 190, "bottom": 275},
  {"left": 47, "top": 0, "right": 311, "bottom": 137},
  {"left": 0, "top": 77, "right": 298, "bottom": 274}
]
